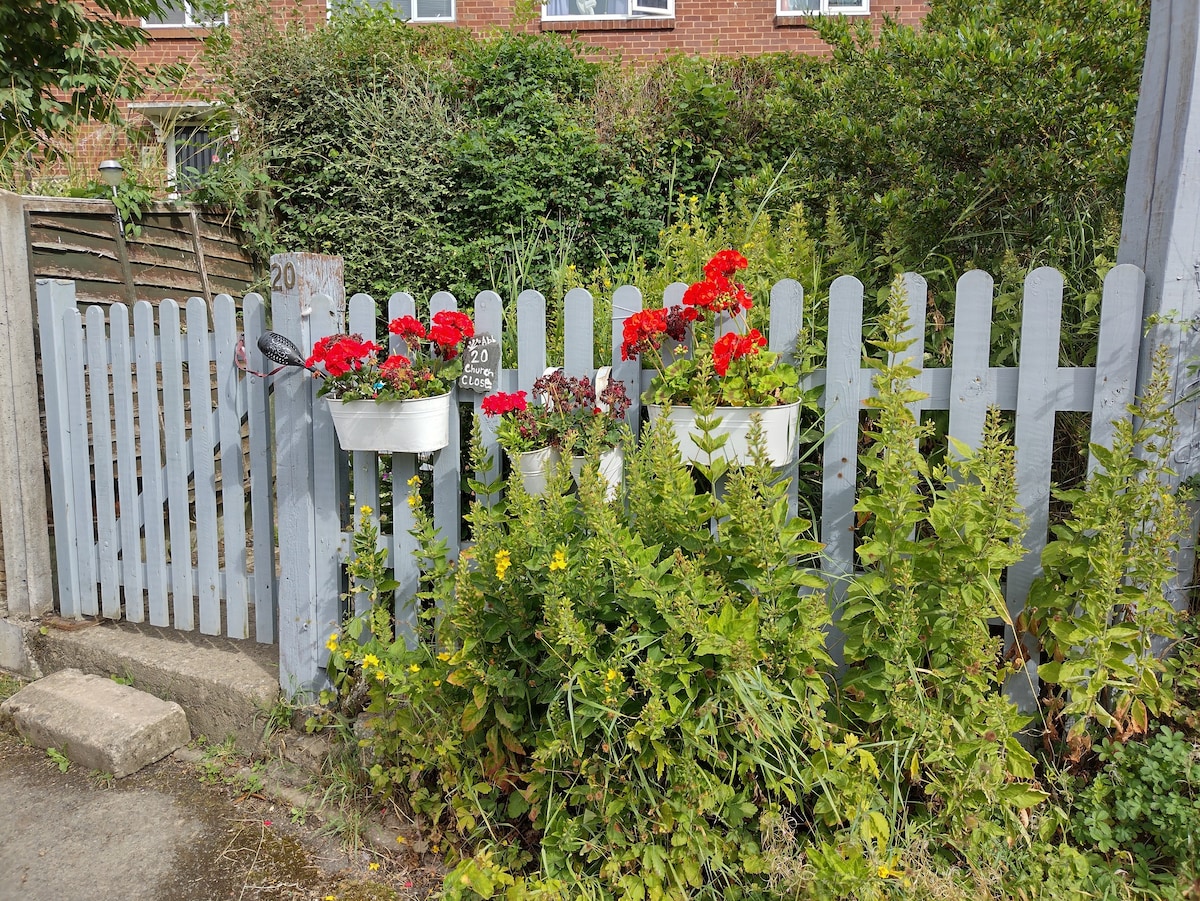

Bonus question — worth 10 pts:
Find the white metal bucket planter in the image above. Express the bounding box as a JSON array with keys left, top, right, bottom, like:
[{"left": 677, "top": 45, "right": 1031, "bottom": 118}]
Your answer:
[
  {"left": 648, "top": 401, "right": 801, "bottom": 467},
  {"left": 326, "top": 393, "right": 452, "bottom": 454},
  {"left": 509, "top": 446, "right": 561, "bottom": 496},
  {"left": 569, "top": 445, "right": 624, "bottom": 501}
]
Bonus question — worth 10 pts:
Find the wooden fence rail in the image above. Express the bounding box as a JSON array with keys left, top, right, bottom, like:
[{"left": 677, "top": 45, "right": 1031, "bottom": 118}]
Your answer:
[{"left": 37, "top": 258, "right": 1147, "bottom": 702}]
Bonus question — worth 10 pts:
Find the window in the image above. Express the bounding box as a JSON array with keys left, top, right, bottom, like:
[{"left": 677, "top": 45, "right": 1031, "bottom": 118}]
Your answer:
[
  {"left": 170, "top": 125, "right": 218, "bottom": 190},
  {"left": 329, "top": 0, "right": 455, "bottom": 22},
  {"left": 542, "top": 0, "right": 673, "bottom": 21},
  {"left": 142, "top": 1, "right": 227, "bottom": 27},
  {"left": 777, "top": 0, "right": 869, "bottom": 15},
  {"left": 129, "top": 102, "right": 224, "bottom": 194}
]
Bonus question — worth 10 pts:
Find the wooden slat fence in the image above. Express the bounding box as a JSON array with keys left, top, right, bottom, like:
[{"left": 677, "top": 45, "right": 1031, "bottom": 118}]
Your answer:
[
  {"left": 37, "top": 261, "right": 1147, "bottom": 700},
  {"left": 37, "top": 279, "right": 277, "bottom": 643}
]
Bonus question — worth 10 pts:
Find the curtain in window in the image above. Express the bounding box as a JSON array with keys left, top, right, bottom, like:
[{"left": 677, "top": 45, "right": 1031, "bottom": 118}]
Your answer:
[{"left": 545, "top": 0, "right": 629, "bottom": 14}]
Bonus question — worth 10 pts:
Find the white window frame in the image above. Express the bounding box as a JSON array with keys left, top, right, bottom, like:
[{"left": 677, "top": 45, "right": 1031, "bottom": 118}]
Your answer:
[
  {"left": 327, "top": 0, "right": 456, "bottom": 23},
  {"left": 541, "top": 0, "right": 674, "bottom": 23},
  {"left": 776, "top": 0, "right": 869, "bottom": 16},
  {"left": 141, "top": 1, "right": 228, "bottom": 27}
]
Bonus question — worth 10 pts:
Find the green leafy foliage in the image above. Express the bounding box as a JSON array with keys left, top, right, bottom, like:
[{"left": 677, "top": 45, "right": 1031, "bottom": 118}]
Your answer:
[
  {"left": 331, "top": 414, "right": 838, "bottom": 899},
  {"left": 1071, "top": 726, "right": 1200, "bottom": 889},
  {"left": 199, "top": 0, "right": 1138, "bottom": 350},
  {"left": 0, "top": 0, "right": 188, "bottom": 173},
  {"left": 1025, "top": 346, "right": 1186, "bottom": 747}
]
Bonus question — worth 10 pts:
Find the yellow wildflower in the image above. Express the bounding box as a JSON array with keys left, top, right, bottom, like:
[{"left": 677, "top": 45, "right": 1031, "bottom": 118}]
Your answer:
[
  {"left": 325, "top": 633, "right": 339, "bottom": 652},
  {"left": 408, "top": 664, "right": 421, "bottom": 673},
  {"left": 375, "top": 670, "right": 385, "bottom": 681},
  {"left": 877, "top": 865, "right": 892, "bottom": 879},
  {"left": 549, "top": 548, "right": 567, "bottom": 571},
  {"left": 494, "top": 549, "right": 511, "bottom": 581},
  {"left": 437, "top": 651, "right": 452, "bottom": 661},
  {"left": 407, "top": 474, "right": 421, "bottom": 487},
  {"left": 368, "top": 862, "right": 380, "bottom": 872},
  {"left": 606, "top": 668, "right": 618, "bottom": 682},
  {"left": 433, "top": 680, "right": 442, "bottom": 687},
  {"left": 361, "top": 653, "right": 380, "bottom": 669},
  {"left": 359, "top": 504, "right": 372, "bottom": 517},
  {"left": 396, "top": 835, "right": 406, "bottom": 844},
  {"left": 407, "top": 494, "right": 419, "bottom": 508}
]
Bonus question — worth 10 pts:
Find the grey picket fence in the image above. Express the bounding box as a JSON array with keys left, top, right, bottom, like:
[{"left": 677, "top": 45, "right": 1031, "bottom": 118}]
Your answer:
[{"left": 36, "top": 263, "right": 1147, "bottom": 700}]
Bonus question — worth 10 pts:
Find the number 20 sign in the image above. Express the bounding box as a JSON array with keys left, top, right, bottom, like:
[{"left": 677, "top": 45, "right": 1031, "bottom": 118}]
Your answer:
[{"left": 458, "top": 334, "right": 500, "bottom": 394}]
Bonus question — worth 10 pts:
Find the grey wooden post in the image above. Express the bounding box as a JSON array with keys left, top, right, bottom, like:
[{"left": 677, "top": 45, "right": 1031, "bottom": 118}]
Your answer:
[
  {"left": 0, "top": 193, "right": 54, "bottom": 618},
  {"left": 1118, "top": 0, "right": 1200, "bottom": 615},
  {"left": 272, "top": 253, "right": 345, "bottom": 695}
]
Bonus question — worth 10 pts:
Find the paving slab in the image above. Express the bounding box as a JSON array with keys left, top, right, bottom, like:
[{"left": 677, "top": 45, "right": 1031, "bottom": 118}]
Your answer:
[{"left": 1, "top": 668, "right": 189, "bottom": 777}]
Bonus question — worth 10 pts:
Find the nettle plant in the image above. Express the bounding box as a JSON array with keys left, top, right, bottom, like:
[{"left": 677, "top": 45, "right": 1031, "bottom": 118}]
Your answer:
[{"left": 329, "top": 413, "right": 835, "bottom": 899}]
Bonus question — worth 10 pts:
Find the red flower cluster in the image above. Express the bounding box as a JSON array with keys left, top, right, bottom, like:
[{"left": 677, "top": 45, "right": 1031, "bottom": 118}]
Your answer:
[
  {"left": 704, "top": 249, "right": 749, "bottom": 282},
  {"left": 306, "top": 334, "right": 380, "bottom": 378},
  {"left": 682, "top": 270, "right": 753, "bottom": 316},
  {"left": 619, "top": 306, "right": 699, "bottom": 362},
  {"left": 389, "top": 310, "right": 474, "bottom": 361},
  {"left": 712, "top": 329, "right": 766, "bottom": 376},
  {"left": 480, "top": 391, "right": 528, "bottom": 416}
]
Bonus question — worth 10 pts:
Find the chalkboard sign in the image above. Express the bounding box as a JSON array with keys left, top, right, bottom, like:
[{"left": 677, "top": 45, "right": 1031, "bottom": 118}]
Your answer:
[{"left": 458, "top": 333, "right": 501, "bottom": 394}]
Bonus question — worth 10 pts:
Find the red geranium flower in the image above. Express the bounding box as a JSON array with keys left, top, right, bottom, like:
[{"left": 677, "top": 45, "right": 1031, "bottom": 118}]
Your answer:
[
  {"left": 620, "top": 308, "right": 670, "bottom": 361},
  {"left": 703, "top": 249, "right": 749, "bottom": 282},
  {"left": 388, "top": 315, "right": 426, "bottom": 341},
  {"left": 480, "top": 391, "right": 528, "bottom": 416}
]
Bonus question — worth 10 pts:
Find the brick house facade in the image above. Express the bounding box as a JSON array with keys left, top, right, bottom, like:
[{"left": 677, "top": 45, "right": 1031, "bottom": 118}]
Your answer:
[{"left": 82, "top": 0, "right": 928, "bottom": 187}]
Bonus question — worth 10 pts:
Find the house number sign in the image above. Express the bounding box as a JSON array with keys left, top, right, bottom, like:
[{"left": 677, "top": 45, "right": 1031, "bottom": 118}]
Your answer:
[{"left": 458, "top": 334, "right": 500, "bottom": 394}]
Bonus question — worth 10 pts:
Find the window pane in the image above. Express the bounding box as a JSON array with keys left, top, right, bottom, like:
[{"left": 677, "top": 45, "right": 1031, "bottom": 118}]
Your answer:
[
  {"left": 413, "top": 0, "right": 453, "bottom": 18},
  {"left": 175, "top": 126, "right": 215, "bottom": 189},
  {"left": 633, "top": 0, "right": 667, "bottom": 9},
  {"left": 828, "top": 0, "right": 867, "bottom": 7},
  {"left": 545, "top": 0, "right": 629, "bottom": 15},
  {"left": 145, "top": 2, "right": 187, "bottom": 25},
  {"left": 779, "top": 0, "right": 819, "bottom": 10}
]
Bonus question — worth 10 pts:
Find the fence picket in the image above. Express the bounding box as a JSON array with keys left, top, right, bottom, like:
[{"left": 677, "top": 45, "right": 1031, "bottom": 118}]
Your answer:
[
  {"left": 821, "top": 275, "right": 866, "bottom": 658},
  {"left": 564, "top": 289, "right": 595, "bottom": 378},
  {"left": 37, "top": 281, "right": 81, "bottom": 617},
  {"left": 517, "top": 291, "right": 547, "bottom": 393},
  {"left": 430, "top": 292, "right": 462, "bottom": 561},
  {"left": 948, "top": 271, "right": 996, "bottom": 455},
  {"left": 134, "top": 301, "right": 169, "bottom": 626},
  {"left": 242, "top": 293, "right": 276, "bottom": 642},
  {"left": 310, "top": 292, "right": 346, "bottom": 667},
  {"left": 1089, "top": 264, "right": 1147, "bottom": 469},
  {"left": 64, "top": 303, "right": 97, "bottom": 617},
  {"left": 1006, "top": 266, "right": 1066, "bottom": 709},
  {"left": 110, "top": 303, "right": 143, "bottom": 622},
  {"left": 214, "top": 295, "right": 249, "bottom": 638},
  {"left": 610, "top": 285, "right": 643, "bottom": 429},
  {"left": 770, "top": 279, "right": 806, "bottom": 518},
  {"left": 186, "top": 297, "right": 221, "bottom": 634},
  {"left": 472, "top": 291, "right": 505, "bottom": 490},
  {"left": 159, "top": 300, "right": 195, "bottom": 630},
  {"left": 347, "top": 293, "right": 381, "bottom": 619},
  {"left": 386, "top": 292, "right": 420, "bottom": 647},
  {"left": 85, "top": 305, "right": 120, "bottom": 619},
  {"left": 900, "top": 273, "right": 928, "bottom": 423}
]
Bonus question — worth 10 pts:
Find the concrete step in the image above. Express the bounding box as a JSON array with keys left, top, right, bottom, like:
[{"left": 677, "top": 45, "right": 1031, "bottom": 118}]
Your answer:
[
  {"left": 25, "top": 619, "right": 280, "bottom": 753},
  {"left": 1, "top": 668, "right": 190, "bottom": 778}
]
